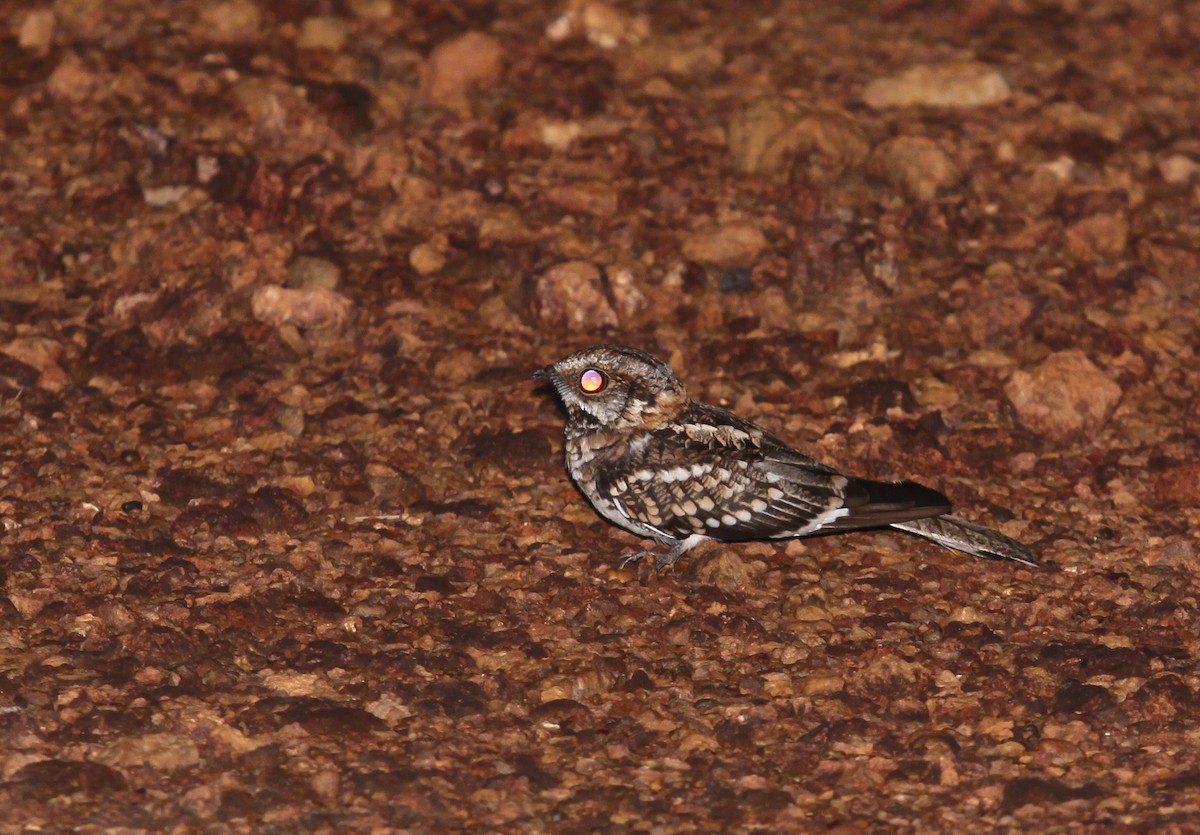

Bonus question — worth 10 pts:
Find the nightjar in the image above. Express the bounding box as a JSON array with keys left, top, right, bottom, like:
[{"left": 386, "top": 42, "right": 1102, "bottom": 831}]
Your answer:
[{"left": 536, "top": 344, "right": 1037, "bottom": 569}]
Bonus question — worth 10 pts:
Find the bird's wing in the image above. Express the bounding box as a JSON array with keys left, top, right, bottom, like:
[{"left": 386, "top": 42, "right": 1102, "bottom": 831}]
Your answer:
[{"left": 597, "top": 404, "right": 950, "bottom": 542}]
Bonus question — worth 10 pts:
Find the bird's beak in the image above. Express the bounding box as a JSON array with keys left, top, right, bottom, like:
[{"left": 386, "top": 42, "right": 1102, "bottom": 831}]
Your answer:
[{"left": 532, "top": 365, "right": 554, "bottom": 382}]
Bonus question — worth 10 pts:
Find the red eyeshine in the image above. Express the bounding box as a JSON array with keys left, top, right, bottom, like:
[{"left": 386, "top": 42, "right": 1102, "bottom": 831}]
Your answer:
[{"left": 579, "top": 368, "right": 606, "bottom": 393}]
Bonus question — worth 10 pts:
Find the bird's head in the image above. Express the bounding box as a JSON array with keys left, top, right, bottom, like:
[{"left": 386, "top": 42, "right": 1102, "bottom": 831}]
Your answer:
[{"left": 536, "top": 344, "right": 688, "bottom": 432}]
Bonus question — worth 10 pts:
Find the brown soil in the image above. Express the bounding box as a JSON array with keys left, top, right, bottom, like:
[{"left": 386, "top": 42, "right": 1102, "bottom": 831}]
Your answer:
[{"left": 1, "top": 0, "right": 1198, "bottom": 830}]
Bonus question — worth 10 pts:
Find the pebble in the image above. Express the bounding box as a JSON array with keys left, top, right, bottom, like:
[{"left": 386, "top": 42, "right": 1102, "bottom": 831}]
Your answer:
[
  {"left": 199, "top": 0, "right": 262, "bottom": 44},
  {"left": 530, "top": 261, "right": 618, "bottom": 328},
  {"left": 97, "top": 734, "right": 201, "bottom": 771},
  {"left": 545, "top": 0, "right": 649, "bottom": 50},
  {"left": 46, "top": 52, "right": 102, "bottom": 103},
  {"left": 1, "top": 336, "right": 67, "bottom": 391},
  {"left": 1154, "top": 463, "right": 1200, "bottom": 508},
  {"left": 729, "top": 98, "right": 869, "bottom": 176},
  {"left": 287, "top": 256, "right": 341, "bottom": 290},
  {"left": 251, "top": 285, "right": 353, "bottom": 331},
  {"left": 862, "top": 62, "right": 1011, "bottom": 109},
  {"left": 869, "top": 136, "right": 959, "bottom": 200},
  {"left": 1004, "top": 349, "right": 1122, "bottom": 440},
  {"left": 297, "top": 16, "right": 348, "bottom": 51},
  {"left": 17, "top": 9, "right": 55, "bottom": 53},
  {"left": 540, "top": 182, "right": 619, "bottom": 217},
  {"left": 421, "top": 32, "right": 504, "bottom": 110},
  {"left": 1158, "top": 154, "right": 1200, "bottom": 185},
  {"left": 408, "top": 242, "right": 446, "bottom": 276},
  {"left": 606, "top": 263, "right": 647, "bottom": 319},
  {"left": 681, "top": 220, "right": 768, "bottom": 268},
  {"left": 1065, "top": 213, "right": 1129, "bottom": 262}
]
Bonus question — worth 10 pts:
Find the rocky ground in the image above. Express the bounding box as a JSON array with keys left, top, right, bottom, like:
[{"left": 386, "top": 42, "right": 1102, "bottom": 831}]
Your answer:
[{"left": 1, "top": 0, "right": 1199, "bottom": 830}]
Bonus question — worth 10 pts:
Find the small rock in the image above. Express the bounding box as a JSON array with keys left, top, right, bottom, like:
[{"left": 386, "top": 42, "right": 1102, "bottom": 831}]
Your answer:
[
  {"left": 7, "top": 592, "right": 45, "bottom": 619},
  {"left": 869, "top": 136, "right": 959, "bottom": 200},
  {"left": 17, "top": 9, "right": 55, "bottom": 53},
  {"left": 692, "top": 549, "right": 750, "bottom": 592},
  {"left": 1042, "top": 98, "right": 1121, "bottom": 136},
  {"left": 530, "top": 261, "right": 618, "bottom": 328},
  {"left": 956, "top": 284, "right": 1036, "bottom": 345},
  {"left": 540, "top": 182, "right": 619, "bottom": 216},
  {"left": 287, "top": 256, "right": 341, "bottom": 290},
  {"left": 762, "top": 673, "right": 795, "bottom": 698},
  {"left": 1, "top": 336, "right": 67, "bottom": 391},
  {"left": 682, "top": 220, "right": 768, "bottom": 268},
  {"left": 801, "top": 673, "right": 845, "bottom": 696},
  {"left": 431, "top": 189, "right": 486, "bottom": 228},
  {"left": 545, "top": 0, "right": 649, "bottom": 49},
  {"left": 200, "top": 0, "right": 262, "bottom": 43},
  {"left": 229, "top": 78, "right": 291, "bottom": 138},
  {"left": 97, "top": 733, "right": 201, "bottom": 771},
  {"left": 1155, "top": 538, "right": 1196, "bottom": 566},
  {"left": 478, "top": 207, "right": 533, "bottom": 244},
  {"left": 1065, "top": 212, "right": 1129, "bottom": 262},
  {"left": 502, "top": 118, "right": 585, "bottom": 153},
  {"left": 1154, "top": 463, "right": 1200, "bottom": 508},
  {"left": 311, "top": 769, "right": 341, "bottom": 802},
  {"left": 355, "top": 0, "right": 394, "bottom": 20},
  {"left": 271, "top": 397, "right": 306, "bottom": 439},
  {"left": 297, "top": 16, "right": 348, "bottom": 50},
  {"left": 538, "top": 119, "right": 584, "bottom": 152},
  {"left": 1005, "top": 349, "right": 1122, "bottom": 440},
  {"left": 606, "top": 263, "right": 647, "bottom": 319},
  {"left": 792, "top": 604, "right": 833, "bottom": 623},
  {"left": 862, "top": 62, "right": 1011, "bottom": 109},
  {"left": 142, "top": 185, "right": 190, "bottom": 206},
  {"left": 1158, "top": 154, "right": 1200, "bottom": 185},
  {"left": 251, "top": 285, "right": 352, "bottom": 331},
  {"left": 621, "top": 40, "right": 723, "bottom": 81},
  {"left": 729, "top": 98, "right": 869, "bottom": 176},
  {"left": 948, "top": 606, "right": 984, "bottom": 624},
  {"left": 914, "top": 377, "right": 960, "bottom": 408},
  {"left": 421, "top": 32, "right": 505, "bottom": 110},
  {"left": 1009, "top": 451, "right": 1038, "bottom": 473},
  {"left": 261, "top": 670, "right": 340, "bottom": 699},
  {"left": 46, "top": 52, "right": 102, "bottom": 103},
  {"left": 409, "top": 242, "right": 446, "bottom": 276},
  {"left": 478, "top": 295, "right": 521, "bottom": 331}
]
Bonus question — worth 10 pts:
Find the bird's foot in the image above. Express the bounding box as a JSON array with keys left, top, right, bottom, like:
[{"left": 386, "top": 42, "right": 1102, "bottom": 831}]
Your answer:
[
  {"left": 619, "top": 540, "right": 690, "bottom": 571},
  {"left": 618, "top": 549, "right": 657, "bottom": 570}
]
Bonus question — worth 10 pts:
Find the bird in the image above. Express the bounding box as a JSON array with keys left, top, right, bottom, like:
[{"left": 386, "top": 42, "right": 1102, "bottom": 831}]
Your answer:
[{"left": 535, "top": 344, "right": 1037, "bottom": 569}]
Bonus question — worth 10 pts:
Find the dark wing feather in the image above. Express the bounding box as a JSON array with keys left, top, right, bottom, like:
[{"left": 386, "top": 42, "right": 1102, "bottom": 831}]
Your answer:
[
  {"left": 601, "top": 403, "right": 952, "bottom": 542},
  {"left": 749, "top": 444, "right": 951, "bottom": 535},
  {"left": 808, "top": 477, "right": 951, "bottom": 530}
]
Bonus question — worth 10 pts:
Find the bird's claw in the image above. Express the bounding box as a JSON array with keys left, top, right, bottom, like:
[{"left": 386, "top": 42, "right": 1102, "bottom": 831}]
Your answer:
[
  {"left": 619, "top": 547, "right": 682, "bottom": 571},
  {"left": 618, "top": 550, "right": 655, "bottom": 569}
]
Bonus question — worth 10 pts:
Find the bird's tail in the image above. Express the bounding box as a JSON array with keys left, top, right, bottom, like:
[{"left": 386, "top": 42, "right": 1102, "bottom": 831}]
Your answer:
[{"left": 891, "top": 515, "right": 1038, "bottom": 566}]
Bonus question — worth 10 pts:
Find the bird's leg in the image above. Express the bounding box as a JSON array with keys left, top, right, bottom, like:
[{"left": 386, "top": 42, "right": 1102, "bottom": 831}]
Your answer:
[
  {"left": 618, "top": 549, "right": 658, "bottom": 569},
  {"left": 619, "top": 535, "right": 705, "bottom": 571}
]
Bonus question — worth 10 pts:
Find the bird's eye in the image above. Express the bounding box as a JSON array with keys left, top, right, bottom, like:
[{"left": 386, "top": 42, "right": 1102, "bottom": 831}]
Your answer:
[{"left": 579, "top": 368, "right": 607, "bottom": 393}]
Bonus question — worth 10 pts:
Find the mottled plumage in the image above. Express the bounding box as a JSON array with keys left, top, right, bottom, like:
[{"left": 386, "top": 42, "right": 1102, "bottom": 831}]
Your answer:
[{"left": 536, "top": 345, "right": 1037, "bottom": 569}]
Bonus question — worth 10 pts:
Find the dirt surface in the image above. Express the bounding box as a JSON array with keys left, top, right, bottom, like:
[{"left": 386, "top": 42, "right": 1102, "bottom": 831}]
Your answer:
[{"left": 2, "top": 0, "right": 1199, "bottom": 830}]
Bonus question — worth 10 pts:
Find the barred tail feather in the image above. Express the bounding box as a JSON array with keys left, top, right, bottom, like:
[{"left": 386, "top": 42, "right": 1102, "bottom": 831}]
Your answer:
[{"left": 891, "top": 515, "right": 1037, "bottom": 566}]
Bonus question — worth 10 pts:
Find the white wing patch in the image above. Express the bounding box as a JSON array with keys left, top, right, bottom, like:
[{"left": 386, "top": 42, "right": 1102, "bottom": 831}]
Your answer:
[
  {"left": 784, "top": 504, "right": 850, "bottom": 537},
  {"left": 612, "top": 495, "right": 671, "bottom": 540}
]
